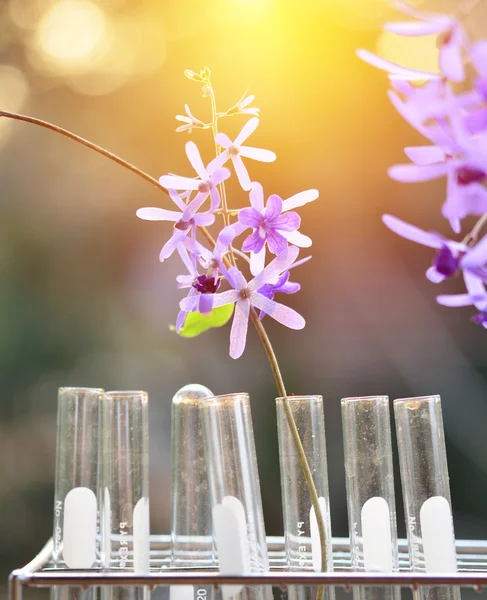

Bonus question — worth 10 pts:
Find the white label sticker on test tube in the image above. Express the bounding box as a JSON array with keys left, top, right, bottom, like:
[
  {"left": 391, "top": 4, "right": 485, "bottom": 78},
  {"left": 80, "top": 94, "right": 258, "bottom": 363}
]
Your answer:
[
  {"left": 133, "top": 497, "right": 150, "bottom": 573},
  {"left": 420, "top": 496, "right": 457, "bottom": 573},
  {"left": 213, "top": 495, "right": 250, "bottom": 598},
  {"left": 103, "top": 487, "right": 111, "bottom": 569},
  {"left": 361, "top": 496, "right": 393, "bottom": 572},
  {"left": 170, "top": 585, "right": 195, "bottom": 600},
  {"left": 62, "top": 487, "right": 97, "bottom": 568},
  {"left": 310, "top": 497, "right": 330, "bottom": 572}
]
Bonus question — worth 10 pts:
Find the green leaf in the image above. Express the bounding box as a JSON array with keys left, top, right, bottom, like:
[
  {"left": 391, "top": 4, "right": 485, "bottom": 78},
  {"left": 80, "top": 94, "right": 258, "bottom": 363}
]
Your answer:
[{"left": 171, "top": 304, "right": 234, "bottom": 338}]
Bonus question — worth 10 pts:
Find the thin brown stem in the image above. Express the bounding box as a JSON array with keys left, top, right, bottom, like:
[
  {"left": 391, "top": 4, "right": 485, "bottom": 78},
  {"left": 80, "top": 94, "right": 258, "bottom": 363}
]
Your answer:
[
  {"left": 1, "top": 107, "right": 328, "bottom": 586},
  {"left": 462, "top": 212, "right": 487, "bottom": 246},
  {"left": 0, "top": 110, "right": 169, "bottom": 197}
]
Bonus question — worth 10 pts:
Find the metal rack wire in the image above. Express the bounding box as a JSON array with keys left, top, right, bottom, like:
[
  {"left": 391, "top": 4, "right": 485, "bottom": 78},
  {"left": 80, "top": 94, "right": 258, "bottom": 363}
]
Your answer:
[{"left": 10, "top": 536, "right": 487, "bottom": 600}]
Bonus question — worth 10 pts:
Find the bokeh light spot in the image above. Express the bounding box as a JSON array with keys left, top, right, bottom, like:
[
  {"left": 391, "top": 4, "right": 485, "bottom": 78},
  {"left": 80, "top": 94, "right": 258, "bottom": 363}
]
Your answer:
[{"left": 36, "top": 0, "right": 107, "bottom": 65}]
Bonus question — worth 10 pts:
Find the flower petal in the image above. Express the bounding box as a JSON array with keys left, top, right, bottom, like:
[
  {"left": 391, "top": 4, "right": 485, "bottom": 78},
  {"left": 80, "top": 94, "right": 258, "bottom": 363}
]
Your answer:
[
  {"left": 440, "top": 40, "right": 465, "bottom": 82},
  {"left": 242, "top": 230, "right": 266, "bottom": 254},
  {"left": 251, "top": 293, "right": 305, "bottom": 329},
  {"left": 159, "top": 175, "right": 201, "bottom": 191},
  {"left": 266, "top": 229, "right": 288, "bottom": 255},
  {"left": 282, "top": 189, "right": 319, "bottom": 211},
  {"left": 229, "top": 298, "right": 250, "bottom": 359},
  {"left": 426, "top": 266, "right": 446, "bottom": 283},
  {"left": 177, "top": 245, "right": 198, "bottom": 278},
  {"left": 209, "top": 150, "right": 230, "bottom": 171},
  {"left": 215, "top": 132, "right": 232, "bottom": 149},
  {"left": 436, "top": 293, "right": 474, "bottom": 307},
  {"left": 160, "top": 231, "right": 187, "bottom": 262},
  {"left": 471, "top": 41, "right": 487, "bottom": 79},
  {"left": 282, "top": 230, "right": 312, "bottom": 247},
  {"left": 384, "top": 19, "right": 451, "bottom": 36},
  {"left": 249, "top": 182, "right": 265, "bottom": 211},
  {"left": 464, "top": 271, "right": 487, "bottom": 311},
  {"left": 231, "top": 154, "right": 251, "bottom": 191},
  {"left": 388, "top": 162, "right": 449, "bottom": 182},
  {"left": 169, "top": 189, "right": 187, "bottom": 211},
  {"left": 186, "top": 141, "right": 207, "bottom": 179},
  {"left": 357, "top": 49, "right": 440, "bottom": 80},
  {"left": 249, "top": 246, "right": 300, "bottom": 292},
  {"left": 182, "top": 192, "right": 209, "bottom": 220},
  {"left": 194, "top": 212, "right": 216, "bottom": 226},
  {"left": 265, "top": 195, "right": 283, "bottom": 221},
  {"left": 238, "top": 146, "right": 276, "bottom": 162},
  {"left": 136, "top": 207, "right": 181, "bottom": 221},
  {"left": 239, "top": 207, "right": 263, "bottom": 229},
  {"left": 382, "top": 214, "right": 444, "bottom": 248},
  {"left": 250, "top": 248, "right": 266, "bottom": 276},
  {"left": 198, "top": 293, "right": 214, "bottom": 315},
  {"left": 404, "top": 145, "right": 446, "bottom": 166},
  {"left": 235, "top": 117, "right": 260, "bottom": 146},
  {"left": 275, "top": 211, "right": 300, "bottom": 232}
]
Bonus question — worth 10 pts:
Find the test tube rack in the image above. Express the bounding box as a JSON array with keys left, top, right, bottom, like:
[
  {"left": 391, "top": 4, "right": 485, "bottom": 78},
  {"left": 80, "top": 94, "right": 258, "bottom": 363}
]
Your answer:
[{"left": 10, "top": 536, "right": 487, "bottom": 599}]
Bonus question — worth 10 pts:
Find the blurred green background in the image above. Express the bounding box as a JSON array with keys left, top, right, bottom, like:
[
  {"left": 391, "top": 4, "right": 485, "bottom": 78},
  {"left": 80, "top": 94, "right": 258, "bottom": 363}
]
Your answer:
[{"left": 2, "top": 0, "right": 487, "bottom": 596}]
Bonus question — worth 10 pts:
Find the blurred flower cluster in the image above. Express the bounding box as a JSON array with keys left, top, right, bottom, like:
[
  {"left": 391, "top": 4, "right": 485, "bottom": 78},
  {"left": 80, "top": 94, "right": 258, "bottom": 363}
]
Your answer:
[
  {"left": 137, "top": 68, "right": 318, "bottom": 358},
  {"left": 359, "top": 0, "right": 487, "bottom": 327}
]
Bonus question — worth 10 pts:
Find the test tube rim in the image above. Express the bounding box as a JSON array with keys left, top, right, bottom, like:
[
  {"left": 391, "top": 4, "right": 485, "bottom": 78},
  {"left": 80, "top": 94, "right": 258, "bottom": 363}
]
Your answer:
[
  {"left": 341, "top": 395, "right": 389, "bottom": 404},
  {"left": 103, "top": 390, "right": 149, "bottom": 401},
  {"left": 276, "top": 395, "right": 323, "bottom": 403},
  {"left": 58, "top": 387, "right": 104, "bottom": 395},
  {"left": 393, "top": 394, "right": 440, "bottom": 406},
  {"left": 205, "top": 391, "right": 249, "bottom": 404}
]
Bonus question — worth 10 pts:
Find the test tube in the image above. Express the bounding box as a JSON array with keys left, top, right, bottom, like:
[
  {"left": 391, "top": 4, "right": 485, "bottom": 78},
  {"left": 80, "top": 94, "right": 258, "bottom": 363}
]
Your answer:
[
  {"left": 394, "top": 396, "right": 460, "bottom": 600},
  {"left": 341, "top": 396, "right": 400, "bottom": 600},
  {"left": 276, "top": 395, "right": 334, "bottom": 600},
  {"left": 203, "top": 393, "right": 272, "bottom": 600},
  {"left": 52, "top": 387, "right": 104, "bottom": 569},
  {"left": 170, "top": 384, "right": 217, "bottom": 600},
  {"left": 100, "top": 390, "right": 150, "bottom": 600}
]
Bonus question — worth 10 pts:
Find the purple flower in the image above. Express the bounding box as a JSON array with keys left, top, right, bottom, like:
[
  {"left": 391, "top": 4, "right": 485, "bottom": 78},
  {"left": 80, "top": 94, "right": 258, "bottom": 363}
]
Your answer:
[
  {"left": 136, "top": 190, "right": 216, "bottom": 262},
  {"left": 382, "top": 214, "right": 468, "bottom": 282},
  {"left": 437, "top": 270, "right": 487, "bottom": 326},
  {"left": 175, "top": 245, "right": 222, "bottom": 331},
  {"left": 389, "top": 89, "right": 487, "bottom": 234},
  {"left": 238, "top": 183, "right": 317, "bottom": 274},
  {"left": 384, "top": 1, "right": 466, "bottom": 82},
  {"left": 213, "top": 118, "right": 276, "bottom": 190},
  {"left": 159, "top": 141, "right": 230, "bottom": 218},
  {"left": 179, "top": 246, "right": 305, "bottom": 359}
]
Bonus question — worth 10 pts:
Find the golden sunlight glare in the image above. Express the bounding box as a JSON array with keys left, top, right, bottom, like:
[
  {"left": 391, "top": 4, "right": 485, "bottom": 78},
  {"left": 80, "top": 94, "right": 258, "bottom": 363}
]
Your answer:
[{"left": 36, "top": 0, "right": 107, "bottom": 65}]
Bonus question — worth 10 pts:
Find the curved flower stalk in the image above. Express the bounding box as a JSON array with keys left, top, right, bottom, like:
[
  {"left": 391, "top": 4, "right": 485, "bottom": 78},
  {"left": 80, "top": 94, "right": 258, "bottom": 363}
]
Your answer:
[{"left": 359, "top": 0, "right": 487, "bottom": 328}]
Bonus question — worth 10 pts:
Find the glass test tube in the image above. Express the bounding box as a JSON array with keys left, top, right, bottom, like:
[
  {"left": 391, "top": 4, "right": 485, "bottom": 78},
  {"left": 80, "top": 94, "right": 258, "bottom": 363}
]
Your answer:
[
  {"left": 53, "top": 387, "right": 104, "bottom": 569},
  {"left": 394, "top": 396, "right": 460, "bottom": 600},
  {"left": 276, "top": 396, "right": 334, "bottom": 600},
  {"left": 100, "top": 391, "right": 150, "bottom": 600},
  {"left": 171, "top": 384, "right": 217, "bottom": 600},
  {"left": 341, "top": 396, "right": 400, "bottom": 600},
  {"left": 203, "top": 393, "right": 272, "bottom": 600}
]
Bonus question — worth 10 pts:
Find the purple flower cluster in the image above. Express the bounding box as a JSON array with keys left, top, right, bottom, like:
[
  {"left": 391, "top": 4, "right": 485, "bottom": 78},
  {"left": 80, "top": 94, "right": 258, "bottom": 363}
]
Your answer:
[
  {"left": 359, "top": 0, "right": 487, "bottom": 328},
  {"left": 137, "top": 80, "right": 317, "bottom": 358}
]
